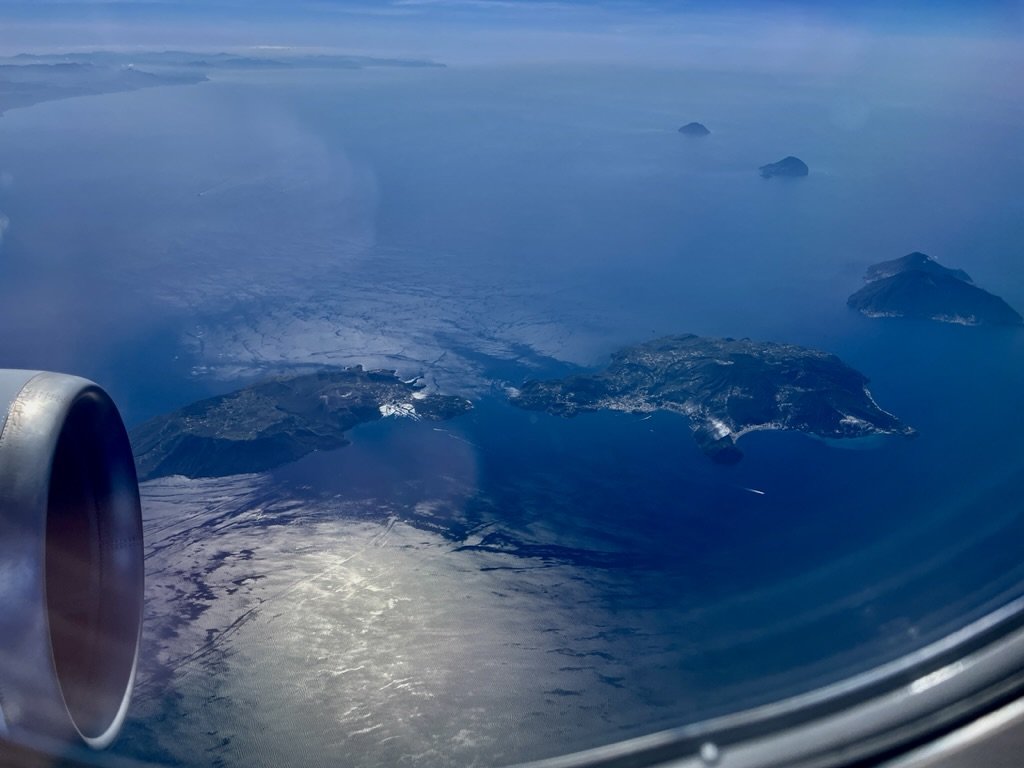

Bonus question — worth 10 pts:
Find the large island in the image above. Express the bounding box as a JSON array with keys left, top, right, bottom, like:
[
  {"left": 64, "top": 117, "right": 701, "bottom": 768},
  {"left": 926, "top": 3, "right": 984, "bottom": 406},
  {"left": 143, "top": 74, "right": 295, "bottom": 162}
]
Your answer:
[
  {"left": 508, "top": 334, "right": 914, "bottom": 463},
  {"left": 131, "top": 367, "right": 471, "bottom": 480}
]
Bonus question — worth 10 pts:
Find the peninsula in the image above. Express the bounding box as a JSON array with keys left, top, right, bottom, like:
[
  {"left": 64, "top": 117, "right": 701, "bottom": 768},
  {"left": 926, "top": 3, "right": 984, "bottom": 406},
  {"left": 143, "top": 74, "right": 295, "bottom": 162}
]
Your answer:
[{"left": 131, "top": 368, "right": 471, "bottom": 480}]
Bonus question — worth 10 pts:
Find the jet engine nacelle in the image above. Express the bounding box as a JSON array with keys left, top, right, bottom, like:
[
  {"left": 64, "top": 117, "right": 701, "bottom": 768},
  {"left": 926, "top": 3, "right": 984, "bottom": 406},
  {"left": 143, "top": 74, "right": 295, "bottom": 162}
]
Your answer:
[{"left": 0, "top": 371, "right": 143, "bottom": 749}]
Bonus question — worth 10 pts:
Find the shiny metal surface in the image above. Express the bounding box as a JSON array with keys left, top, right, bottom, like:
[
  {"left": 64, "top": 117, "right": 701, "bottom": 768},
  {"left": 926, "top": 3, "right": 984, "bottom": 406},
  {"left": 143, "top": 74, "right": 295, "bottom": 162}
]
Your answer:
[
  {"left": 880, "top": 696, "right": 1024, "bottom": 768},
  {"left": 0, "top": 371, "right": 144, "bottom": 749}
]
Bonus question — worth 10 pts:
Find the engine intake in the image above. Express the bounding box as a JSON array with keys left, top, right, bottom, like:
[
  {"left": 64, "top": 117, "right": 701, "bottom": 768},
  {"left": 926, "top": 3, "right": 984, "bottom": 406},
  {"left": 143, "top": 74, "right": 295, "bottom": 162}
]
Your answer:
[{"left": 0, "top": 371, "right": 143, "bottom": 749}]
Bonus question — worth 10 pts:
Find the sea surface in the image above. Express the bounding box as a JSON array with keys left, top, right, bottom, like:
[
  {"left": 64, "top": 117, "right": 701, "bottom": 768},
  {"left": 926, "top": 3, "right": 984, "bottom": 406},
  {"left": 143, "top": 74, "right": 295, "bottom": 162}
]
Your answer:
[{"left": 0, "top": 63, "right": 1022, "bottom": 766}]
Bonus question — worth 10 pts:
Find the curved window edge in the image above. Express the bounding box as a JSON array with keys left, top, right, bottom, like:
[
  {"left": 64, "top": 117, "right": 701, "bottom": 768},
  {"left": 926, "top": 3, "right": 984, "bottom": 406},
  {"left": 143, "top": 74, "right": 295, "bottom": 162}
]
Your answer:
[{"left": 512, "top": 594, "right": 1024, "bottom": 768}]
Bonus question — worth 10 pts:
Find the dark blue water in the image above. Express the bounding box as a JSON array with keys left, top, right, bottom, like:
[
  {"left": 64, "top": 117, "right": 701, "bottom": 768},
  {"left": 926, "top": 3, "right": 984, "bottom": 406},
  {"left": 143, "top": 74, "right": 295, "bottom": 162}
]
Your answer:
[
  {"left": 271, "top": 314, "right": 1024, "bottom": 721},
  {"left": 1, "top": 63, "right": 1023, "bottom": 738}
]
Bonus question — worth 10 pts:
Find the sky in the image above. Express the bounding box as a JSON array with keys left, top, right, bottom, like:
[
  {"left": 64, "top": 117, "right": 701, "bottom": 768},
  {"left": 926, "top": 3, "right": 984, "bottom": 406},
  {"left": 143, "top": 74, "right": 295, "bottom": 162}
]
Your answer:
[{"left": 0, "top": 0, "right": 1022, "bottom": 64}]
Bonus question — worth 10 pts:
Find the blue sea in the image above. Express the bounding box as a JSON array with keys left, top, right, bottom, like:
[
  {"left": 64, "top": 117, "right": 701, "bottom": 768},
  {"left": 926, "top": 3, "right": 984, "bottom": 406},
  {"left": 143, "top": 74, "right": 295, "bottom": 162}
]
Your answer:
[{"left": 0, "top": 63, "right": 1022, "bottom": 764}]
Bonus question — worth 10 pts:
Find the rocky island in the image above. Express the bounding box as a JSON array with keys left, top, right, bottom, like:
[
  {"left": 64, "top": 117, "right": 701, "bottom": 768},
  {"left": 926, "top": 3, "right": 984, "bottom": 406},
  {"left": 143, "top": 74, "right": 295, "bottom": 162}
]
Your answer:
[
  {"left": 849, "top": 252, "right": 1022, "bottom": 326},
  {"left": 863, "top": 252, "right": 971, "bottom": 284},
  {"left": 678, "top": 122, "right": 710, "bottom": 136},
  {"left": 130, "top": 368, "right": 472, "bottom": 480},
  {"left": 508, "top": 334, "right": 913, "bottom": 463},
  {"left": 759, "top": 156, "right": 809, "bottom": 178}
]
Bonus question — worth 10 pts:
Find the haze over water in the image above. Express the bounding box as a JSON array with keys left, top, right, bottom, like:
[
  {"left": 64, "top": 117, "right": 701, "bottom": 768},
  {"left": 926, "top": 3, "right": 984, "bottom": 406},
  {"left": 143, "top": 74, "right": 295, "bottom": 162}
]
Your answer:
[{"left": 0, "top": 4, "right": 1023, "bottom": 764}]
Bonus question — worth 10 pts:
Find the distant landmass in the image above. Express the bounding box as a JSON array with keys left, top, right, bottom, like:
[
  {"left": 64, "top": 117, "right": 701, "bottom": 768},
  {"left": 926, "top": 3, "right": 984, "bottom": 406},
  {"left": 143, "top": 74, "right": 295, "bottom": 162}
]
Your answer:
[
  {"left": 678, "top": 122, "right": 710, "bottom": 136},
  {"left": 130, "top": 368, "right": 471, "bottom": 481},
  {"left": 508, "top": 334, "right": 913, "bottom": 463},
  {"left": 759, "top": 156, "right": 809, "bottom": 178},
  {"left": 6, "top": 50, "right": 445, "bottom": 71},
  {"left": 0, "top": 62, "right": 205, "bottom": 116},
  {"left": 0, "top": 51, "right": 445, "bottom": 116},
  {"left": 849, "top": 252, "right": 1023, "bottom": 326}
]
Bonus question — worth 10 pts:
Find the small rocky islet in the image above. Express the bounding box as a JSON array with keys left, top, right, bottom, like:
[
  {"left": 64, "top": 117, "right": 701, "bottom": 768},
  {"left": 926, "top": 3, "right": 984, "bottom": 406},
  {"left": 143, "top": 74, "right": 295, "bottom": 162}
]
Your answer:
[
  {"left": 759, "top": 155, "right": 809, "bottom": 178},
  {"left": 678, "top": 121, "right": 710, "bottom": 136}
]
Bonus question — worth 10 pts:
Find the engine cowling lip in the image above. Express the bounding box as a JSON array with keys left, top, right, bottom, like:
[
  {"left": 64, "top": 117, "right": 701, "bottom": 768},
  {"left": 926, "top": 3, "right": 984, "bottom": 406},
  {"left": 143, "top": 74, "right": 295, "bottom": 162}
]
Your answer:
[{"left": 0, "top": 370, "right": 143, "bottom": 750}]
